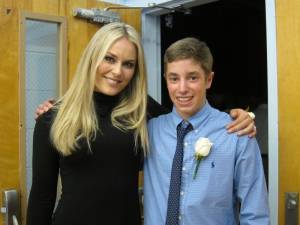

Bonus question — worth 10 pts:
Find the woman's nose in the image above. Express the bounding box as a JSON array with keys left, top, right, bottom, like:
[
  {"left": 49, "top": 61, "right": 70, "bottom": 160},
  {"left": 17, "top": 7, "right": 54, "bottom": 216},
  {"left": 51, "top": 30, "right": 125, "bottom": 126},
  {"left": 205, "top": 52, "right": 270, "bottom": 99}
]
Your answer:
[{"left": 112, "top": 62, "right": 122, "bottom": 75}]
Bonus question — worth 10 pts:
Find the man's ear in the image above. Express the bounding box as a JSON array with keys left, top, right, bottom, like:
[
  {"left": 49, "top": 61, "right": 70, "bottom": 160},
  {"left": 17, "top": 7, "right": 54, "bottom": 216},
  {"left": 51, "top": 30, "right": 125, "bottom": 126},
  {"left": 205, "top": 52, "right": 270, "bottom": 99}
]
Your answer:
[{"left": 206, "top": 72, "right": 214, "bottom": 90}]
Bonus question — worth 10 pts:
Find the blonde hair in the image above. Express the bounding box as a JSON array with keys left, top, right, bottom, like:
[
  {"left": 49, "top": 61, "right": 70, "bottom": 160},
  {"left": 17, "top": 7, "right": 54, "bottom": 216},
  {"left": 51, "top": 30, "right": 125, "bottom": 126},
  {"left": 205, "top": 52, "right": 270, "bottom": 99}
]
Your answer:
[{"left": 50, "top": 22, "right": 148, "bottom": 156}]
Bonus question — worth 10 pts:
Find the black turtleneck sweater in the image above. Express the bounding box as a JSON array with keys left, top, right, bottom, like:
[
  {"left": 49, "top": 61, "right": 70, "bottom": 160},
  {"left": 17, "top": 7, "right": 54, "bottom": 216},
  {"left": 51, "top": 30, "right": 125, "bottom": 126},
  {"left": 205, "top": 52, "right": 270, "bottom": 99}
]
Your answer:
[{"left": 26, "top": 93, "right": 169, "bottom": 225}]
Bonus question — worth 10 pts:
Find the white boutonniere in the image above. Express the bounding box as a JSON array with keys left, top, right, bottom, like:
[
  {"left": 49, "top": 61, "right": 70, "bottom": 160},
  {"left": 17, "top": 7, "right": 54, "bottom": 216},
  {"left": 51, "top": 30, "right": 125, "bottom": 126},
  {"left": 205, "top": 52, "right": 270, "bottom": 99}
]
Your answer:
[{"left": 193, "top": 137, "right": 213, "bottom": 179}]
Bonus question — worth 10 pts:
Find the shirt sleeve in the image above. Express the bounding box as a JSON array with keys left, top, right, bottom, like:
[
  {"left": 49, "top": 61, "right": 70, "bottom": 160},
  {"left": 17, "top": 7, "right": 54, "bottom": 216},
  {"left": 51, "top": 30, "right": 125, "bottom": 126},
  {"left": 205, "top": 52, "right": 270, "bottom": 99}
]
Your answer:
[
  {"left": 146, "top": 95, "right": 170, "bottom": 120},
  {"left": 26, "top": 112, "right": 59, "bottom": 225},
  {"left": 234, "top": 137, "right": 270, "bottom": 225}
]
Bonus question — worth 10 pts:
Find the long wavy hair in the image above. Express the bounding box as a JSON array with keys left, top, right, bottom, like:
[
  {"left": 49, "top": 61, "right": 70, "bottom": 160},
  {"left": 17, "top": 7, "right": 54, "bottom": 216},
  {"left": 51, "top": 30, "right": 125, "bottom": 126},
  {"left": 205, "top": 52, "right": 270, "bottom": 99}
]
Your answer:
[{"left": 50, "top": 22, "right": 148, "bottom": 156}]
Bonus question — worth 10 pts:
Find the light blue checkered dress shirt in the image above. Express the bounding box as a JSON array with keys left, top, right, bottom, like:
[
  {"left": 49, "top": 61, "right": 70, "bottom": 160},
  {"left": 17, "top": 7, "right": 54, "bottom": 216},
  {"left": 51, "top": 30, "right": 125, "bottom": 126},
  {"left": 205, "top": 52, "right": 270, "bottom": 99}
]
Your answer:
[{"left": 143, "top": 101, "right": 270, "bottom": 225}]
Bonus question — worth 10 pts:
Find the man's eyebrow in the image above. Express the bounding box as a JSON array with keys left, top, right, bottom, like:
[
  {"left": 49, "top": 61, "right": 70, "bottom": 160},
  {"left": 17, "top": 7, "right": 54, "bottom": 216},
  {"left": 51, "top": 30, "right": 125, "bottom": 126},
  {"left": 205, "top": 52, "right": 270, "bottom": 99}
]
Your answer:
[
  {"left": 166, "top": 72, "right": 178, "bottom": 76},
  {"left": 187, "top": 71, "right": 199, "bottom": 75}
]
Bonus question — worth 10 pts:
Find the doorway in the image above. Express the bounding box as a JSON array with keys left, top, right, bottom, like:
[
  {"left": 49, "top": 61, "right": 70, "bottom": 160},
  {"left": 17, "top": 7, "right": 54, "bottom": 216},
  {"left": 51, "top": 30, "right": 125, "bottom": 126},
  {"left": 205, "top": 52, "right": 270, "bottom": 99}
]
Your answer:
[
  {"left": 160, "top": 0, "right": 268, "bottom": 183},
  {"left": 142, "top": 0, "right": 278, "bottom": 224}
]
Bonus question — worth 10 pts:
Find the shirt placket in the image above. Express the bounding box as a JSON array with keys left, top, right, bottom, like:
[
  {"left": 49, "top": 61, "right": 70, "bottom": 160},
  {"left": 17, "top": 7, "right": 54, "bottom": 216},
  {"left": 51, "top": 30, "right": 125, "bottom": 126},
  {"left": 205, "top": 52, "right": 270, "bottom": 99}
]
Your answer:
[{"left": 180, "top": 132, "right": 194, "bottom": 225}]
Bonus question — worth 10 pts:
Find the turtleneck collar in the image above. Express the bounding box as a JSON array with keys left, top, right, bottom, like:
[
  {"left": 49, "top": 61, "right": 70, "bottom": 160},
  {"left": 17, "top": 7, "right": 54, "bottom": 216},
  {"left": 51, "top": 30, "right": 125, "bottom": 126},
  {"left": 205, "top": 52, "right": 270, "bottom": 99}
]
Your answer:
[{"left": 93, "top": 91, "right": 120, "bottom": 116}]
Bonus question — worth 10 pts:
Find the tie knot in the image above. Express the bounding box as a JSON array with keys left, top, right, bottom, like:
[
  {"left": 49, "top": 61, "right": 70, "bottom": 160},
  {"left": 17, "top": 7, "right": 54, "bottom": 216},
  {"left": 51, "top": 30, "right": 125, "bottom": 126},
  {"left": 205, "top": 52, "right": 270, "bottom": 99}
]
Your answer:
[{"left": 177, "top": 121, "right": 193, "bottom": 141}]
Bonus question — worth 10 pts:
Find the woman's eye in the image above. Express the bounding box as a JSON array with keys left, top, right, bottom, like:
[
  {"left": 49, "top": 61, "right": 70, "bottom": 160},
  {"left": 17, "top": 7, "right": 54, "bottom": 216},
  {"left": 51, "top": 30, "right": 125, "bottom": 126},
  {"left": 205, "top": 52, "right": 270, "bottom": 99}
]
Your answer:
[
  {"left": 104, "top": 56, "right": 115, "bottom": 63},
  {"left": 124, "top": 62, "right": 135, "bottom": 69}
]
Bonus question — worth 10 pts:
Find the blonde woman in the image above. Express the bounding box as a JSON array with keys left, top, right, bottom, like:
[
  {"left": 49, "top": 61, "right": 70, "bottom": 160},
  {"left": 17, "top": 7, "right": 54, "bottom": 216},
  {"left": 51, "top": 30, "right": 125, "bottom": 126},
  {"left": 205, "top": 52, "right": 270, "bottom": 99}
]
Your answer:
[
  {"left": 28, "top": 22, "right": 256, "bottom": 225},
  {"left": 27, "top": 22, "right": 150, "bottom": 225}
]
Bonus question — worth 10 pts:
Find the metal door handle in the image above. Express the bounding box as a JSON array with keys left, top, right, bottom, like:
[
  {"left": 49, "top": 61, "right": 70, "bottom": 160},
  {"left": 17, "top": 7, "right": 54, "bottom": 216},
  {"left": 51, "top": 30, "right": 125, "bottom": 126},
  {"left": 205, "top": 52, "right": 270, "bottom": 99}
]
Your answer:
[
  {"left": 12, "top": 215, "right": 19, "bottom": 225},
  {"left": 1, "top": 189, "right": 20, "bottom": 225},
  {"left": 285, "top": 192, "right": 299, "bottom": 225}
]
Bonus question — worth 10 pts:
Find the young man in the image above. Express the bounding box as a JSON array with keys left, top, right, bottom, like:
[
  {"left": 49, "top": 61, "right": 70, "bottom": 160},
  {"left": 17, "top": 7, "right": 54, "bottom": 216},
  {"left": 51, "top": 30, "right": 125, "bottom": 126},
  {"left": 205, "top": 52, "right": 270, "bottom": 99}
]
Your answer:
[{"left": 143, "top": 37, "right": 269, "bottom": 225}]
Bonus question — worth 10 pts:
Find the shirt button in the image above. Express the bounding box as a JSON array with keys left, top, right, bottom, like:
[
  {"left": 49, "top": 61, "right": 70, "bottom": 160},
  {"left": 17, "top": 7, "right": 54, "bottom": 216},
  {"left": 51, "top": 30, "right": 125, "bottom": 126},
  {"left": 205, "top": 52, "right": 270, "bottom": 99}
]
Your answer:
[
  {"left": 184, "top": 142, "right": 188, "bottom": 147},
  {"left": 182, "top": 167, "right": 186, "bottom": 171},
  {"left": 180, "top": 191, "right": 184, "bottom": 196},
  {"left": 195, "top": 129, "right": 198, "bottom": 133},
  {"left": 178, "top": 216, "right": 182, "bottom": 220}
]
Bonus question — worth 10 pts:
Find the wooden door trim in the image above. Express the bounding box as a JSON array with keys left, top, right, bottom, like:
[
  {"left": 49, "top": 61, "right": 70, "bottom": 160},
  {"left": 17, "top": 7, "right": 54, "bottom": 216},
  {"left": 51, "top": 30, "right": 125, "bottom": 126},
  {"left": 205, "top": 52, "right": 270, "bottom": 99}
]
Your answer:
[
  {"left": 265, "top": 1, "right": 279, "bottom": 224},
  {"left": 19, "top": 11, "right": 67, "bottom": 224}
]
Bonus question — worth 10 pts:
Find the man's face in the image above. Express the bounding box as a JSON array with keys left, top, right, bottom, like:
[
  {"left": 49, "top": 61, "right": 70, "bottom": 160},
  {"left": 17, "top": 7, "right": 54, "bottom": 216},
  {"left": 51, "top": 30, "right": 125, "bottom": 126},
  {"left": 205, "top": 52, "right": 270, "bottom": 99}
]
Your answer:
[{"left": 165, "top": 58, "right": 213, "bottom": 120}]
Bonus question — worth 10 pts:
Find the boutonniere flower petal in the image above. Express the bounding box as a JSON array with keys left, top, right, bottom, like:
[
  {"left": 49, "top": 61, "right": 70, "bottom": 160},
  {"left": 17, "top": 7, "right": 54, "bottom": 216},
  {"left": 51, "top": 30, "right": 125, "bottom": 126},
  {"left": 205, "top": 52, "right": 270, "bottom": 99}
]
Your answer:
[{"left": 193, "top": 137, "right": 213, "bottom": 179}]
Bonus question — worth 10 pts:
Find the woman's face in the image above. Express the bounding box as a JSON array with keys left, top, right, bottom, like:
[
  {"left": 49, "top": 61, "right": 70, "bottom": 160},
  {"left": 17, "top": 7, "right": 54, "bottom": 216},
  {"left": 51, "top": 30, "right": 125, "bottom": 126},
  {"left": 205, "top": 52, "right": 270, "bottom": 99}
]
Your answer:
[{"left": 94, "top": 37, "right": 137, "bottom": 96}]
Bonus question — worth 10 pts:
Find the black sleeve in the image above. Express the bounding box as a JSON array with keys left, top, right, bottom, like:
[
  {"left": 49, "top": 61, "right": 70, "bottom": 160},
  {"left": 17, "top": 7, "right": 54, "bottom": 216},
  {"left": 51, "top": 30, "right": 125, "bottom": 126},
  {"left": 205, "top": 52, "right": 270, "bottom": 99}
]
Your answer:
[
  {"left": 147, "top": 95, "right": 170, "bottom": 120},
  {"left": 26, "top": 111, "right": 59, "bottom": 225}
]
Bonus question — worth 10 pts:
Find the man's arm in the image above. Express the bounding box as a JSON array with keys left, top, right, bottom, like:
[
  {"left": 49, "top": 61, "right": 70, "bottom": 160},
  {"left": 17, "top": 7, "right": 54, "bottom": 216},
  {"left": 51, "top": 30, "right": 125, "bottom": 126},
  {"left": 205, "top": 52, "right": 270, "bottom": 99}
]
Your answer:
[{"left": 234, "top": 137, "right": 270, "bottom": 224}]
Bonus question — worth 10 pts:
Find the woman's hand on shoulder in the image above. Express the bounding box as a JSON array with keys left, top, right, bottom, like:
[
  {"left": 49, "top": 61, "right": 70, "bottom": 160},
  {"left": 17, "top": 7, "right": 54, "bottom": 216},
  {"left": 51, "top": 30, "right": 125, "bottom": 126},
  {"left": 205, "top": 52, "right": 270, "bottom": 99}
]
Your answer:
[{"left": 226, "top": 108, "right": 256, "bottom": 138}]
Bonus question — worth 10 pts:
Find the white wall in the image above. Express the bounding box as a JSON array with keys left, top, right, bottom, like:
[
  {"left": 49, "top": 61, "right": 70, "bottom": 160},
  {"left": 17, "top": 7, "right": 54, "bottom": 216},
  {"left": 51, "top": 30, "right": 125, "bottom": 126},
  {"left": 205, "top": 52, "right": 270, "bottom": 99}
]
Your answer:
[
  {"left": 102, "top": 0, "right": 170, "bottom": 7},
  {"left": 25, "top": 20, "right": 59, "bottom": 198}
]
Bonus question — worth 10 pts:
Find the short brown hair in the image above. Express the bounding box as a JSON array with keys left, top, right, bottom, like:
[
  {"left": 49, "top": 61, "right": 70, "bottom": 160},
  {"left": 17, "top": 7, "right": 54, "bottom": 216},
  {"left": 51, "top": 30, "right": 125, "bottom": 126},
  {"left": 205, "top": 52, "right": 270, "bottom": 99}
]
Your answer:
[{"left": 164, "top": 37, "right": 213, "bottom": 75}]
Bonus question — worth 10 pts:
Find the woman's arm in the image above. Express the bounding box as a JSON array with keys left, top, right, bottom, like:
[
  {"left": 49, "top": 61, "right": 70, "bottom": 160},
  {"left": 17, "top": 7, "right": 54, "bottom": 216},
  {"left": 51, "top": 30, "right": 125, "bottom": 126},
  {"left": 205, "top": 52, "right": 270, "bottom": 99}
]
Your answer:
[
  {"left": 36, "top": 97, "right": 256, "bottom": 137},
  {"left": 27, "top": 112, "right": 59, "bottom": 225},
  {"left": 227, "top": 109, "right": 256, "bottom": 137}
]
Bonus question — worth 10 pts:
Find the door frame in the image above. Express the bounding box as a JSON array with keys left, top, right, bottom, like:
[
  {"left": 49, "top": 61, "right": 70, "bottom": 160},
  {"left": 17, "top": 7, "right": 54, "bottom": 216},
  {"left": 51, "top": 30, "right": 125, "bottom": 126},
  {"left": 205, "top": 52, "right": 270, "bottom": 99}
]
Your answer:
[
  {"left": 142, "top": 0, "right": 278, "bottom": 224},
  {"left": 19, "top": 11, "right": 67, "bottom": 223}
]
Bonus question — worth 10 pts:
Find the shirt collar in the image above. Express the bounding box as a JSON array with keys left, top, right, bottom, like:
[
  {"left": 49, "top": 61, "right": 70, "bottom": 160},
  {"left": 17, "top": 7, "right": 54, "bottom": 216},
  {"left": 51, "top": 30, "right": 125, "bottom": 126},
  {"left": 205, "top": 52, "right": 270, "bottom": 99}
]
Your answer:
[{"left": 170, "top": 100, "right": 212, "bottom": 129}]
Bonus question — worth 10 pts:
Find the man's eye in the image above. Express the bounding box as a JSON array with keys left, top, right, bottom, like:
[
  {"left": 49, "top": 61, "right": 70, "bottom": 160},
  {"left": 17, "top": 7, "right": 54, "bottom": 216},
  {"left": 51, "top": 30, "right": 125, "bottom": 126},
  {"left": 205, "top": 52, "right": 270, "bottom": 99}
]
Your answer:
[
  {"left": 169, "top": 77, "right": 178, "bottom": 82},
  {"left": 104, "top": 56, "right": 115, "bottom": 63},
  {"left": 189, "top": 76, "right": 198, "bottom": 81}
]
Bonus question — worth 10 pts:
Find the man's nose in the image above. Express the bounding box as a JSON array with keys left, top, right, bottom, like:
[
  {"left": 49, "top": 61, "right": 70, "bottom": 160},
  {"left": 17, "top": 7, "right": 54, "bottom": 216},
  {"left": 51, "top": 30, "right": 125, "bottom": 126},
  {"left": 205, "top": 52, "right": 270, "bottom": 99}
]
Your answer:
[{"left": 178, "top": 80, "right": 188, "bottom": 93}]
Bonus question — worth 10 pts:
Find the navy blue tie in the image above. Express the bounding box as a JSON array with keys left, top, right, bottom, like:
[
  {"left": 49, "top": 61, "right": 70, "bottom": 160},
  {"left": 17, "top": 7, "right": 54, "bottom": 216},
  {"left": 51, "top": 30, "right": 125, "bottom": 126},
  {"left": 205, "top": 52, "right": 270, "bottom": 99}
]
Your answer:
[{"left": 165, "top": 121, "right": 193, "bottom": 225}]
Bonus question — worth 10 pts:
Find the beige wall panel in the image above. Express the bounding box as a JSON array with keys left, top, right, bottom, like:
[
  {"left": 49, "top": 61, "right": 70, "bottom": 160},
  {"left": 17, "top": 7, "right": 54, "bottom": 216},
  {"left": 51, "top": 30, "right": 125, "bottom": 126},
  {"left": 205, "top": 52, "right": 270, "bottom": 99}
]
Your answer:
[
  {"left": 117, "top": 9, "right": 141, "bottom": 33},
  {"left": 276, "top": 0, "right": 300, "bottom": 224},
  {"left": 0, "top": 7, "right": 20, "bottom": 225},
  {"left": 65, "top": 0, "right": 90, "bottom": 81},
  {"left": 66, "top": 1, "right": 141, "bottom": 81},
  {"left": 30, "top": 0, "right": 61, "bottom": 14},
  {"left": 0, "top": 0, "right": 18, "bottom": 8}
]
